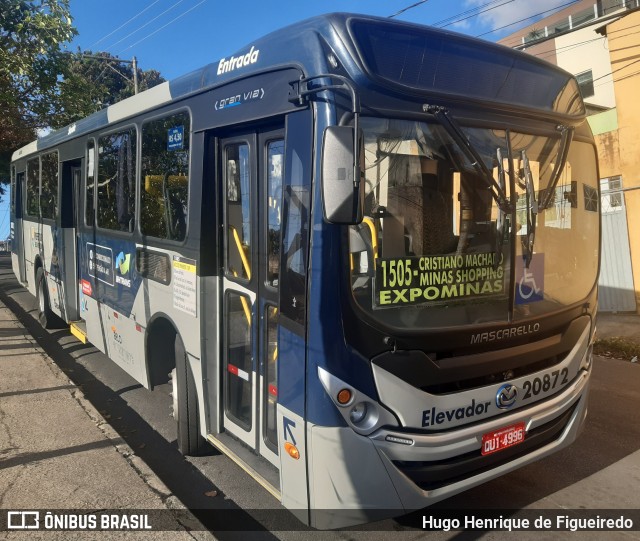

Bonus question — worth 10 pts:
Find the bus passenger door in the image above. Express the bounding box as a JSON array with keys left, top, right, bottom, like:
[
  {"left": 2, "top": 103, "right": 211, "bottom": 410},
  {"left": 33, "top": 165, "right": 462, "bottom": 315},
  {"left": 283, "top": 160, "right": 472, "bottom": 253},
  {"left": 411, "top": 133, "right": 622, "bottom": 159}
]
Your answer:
[
  {"left": 11, "top": 171, "right": 26, "bottom": 283},
  {"left": 220, "top": 127, "right": 283, "bottom": 467},
  {"left": 58, "top": 161, "right": 82, "bottom": 322}
]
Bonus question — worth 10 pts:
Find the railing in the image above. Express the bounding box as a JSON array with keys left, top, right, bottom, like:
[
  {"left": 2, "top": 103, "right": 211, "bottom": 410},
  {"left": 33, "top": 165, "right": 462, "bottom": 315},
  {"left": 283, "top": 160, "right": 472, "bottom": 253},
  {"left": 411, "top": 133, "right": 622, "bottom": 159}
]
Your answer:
[{"left": 521, "top": 1, "right": 639, "bottom": 46}]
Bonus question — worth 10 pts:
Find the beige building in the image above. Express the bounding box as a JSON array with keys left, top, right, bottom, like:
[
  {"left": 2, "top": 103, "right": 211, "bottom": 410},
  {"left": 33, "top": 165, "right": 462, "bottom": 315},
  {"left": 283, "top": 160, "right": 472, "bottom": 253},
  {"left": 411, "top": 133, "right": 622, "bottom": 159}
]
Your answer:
[{"left": 501, "top": 1, "right": 640, "bottom": 313}]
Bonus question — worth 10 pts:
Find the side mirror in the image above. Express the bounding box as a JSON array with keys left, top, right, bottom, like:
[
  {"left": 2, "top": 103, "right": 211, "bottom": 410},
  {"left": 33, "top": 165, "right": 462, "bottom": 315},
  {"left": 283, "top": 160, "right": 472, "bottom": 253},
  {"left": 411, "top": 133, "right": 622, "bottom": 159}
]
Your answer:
[{"left": 321, "top": 126, "right": 363, "bottom": 224}]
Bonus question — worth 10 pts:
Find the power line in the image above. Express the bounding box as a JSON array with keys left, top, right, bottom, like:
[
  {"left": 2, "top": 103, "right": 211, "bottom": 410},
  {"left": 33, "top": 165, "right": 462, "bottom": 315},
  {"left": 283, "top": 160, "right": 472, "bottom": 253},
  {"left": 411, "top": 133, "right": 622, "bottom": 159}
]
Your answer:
[
  {"left": 593, "top": 56, "right": 640, "bottom": 83},
  {"left": 119, "top": 0, "right": 208, "bottom": 53},
  {"left": 531, "top": 36, "right": 603, "bottom": 61},
  {"left": 104, "top": 0, "right": 189, "bottom": 51},
  {"left": 500, "top": 5, "right": 640, "bottom": 90},
  {"left": 501, "top": 0, "right": 632, "bottom": 47},
  {"left": 91, "top": 0, "right": 163, "bottom": 49},
  {"left": 390, "top": 0, "right": 512, "bottom": 27},
  {"left": 389, "top": 1, "right": 430, "bottom": 19},
  {"left": 525, "top": 19, "right": 640, "bottom": 62},
  {"left": 391, "top": 0, "right": 581, "bottom": 44},
  {"left": 612, "top": 67, "right": 640, "bottom": 83},
  {"left": 475, "top": 0, "right": 581, "bottom": 38},
  {"left": 433, "top": 0, "right": 515, "bottom": 28}
]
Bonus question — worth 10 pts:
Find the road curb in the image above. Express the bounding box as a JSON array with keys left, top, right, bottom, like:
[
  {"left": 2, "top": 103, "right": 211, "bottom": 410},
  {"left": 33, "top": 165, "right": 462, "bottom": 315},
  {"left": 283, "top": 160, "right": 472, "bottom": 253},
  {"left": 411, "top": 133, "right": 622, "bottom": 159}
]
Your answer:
[{"left": 0, "top": 290, "right": 209, "bottom": 536}]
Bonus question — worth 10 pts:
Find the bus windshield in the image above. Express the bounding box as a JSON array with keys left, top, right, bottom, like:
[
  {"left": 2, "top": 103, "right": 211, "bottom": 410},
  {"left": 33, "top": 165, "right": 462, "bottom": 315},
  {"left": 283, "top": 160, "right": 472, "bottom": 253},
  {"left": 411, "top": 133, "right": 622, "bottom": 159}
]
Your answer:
[{"left": 350, "top": 116, "right": 599, "bottom": 330}]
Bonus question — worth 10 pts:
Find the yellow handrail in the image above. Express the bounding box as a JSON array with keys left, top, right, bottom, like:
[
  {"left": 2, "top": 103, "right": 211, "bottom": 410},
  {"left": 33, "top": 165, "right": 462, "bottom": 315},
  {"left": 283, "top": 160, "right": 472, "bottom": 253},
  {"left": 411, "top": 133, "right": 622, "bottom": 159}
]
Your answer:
[
  {"left": 362, "top": 217, "right": 378, "bottom": 261},
  {"left": 229, "top": 225, "right": 251, "bottom": 280},
  {"left": 228, "top": 225, "right": 251, "bottom": 324},
  {"left": 231, "top": 269, "right": 252, "bottom": 325},
  {"left": 350, "top": 217, "right": 379, "bottom": 272}
]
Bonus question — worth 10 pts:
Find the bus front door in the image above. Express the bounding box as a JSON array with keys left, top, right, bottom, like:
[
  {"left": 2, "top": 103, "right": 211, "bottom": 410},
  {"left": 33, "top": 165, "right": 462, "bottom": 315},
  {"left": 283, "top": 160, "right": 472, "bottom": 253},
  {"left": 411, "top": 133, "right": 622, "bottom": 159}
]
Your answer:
[
  {"left": 11, "top": 171, "right": 26, "bottom": 283},
  {"left": 58, "top": 161, "right": 82, "bottom": 322},
  {"left": 220, "top": 128, "right": 284, "bottom": 467}
]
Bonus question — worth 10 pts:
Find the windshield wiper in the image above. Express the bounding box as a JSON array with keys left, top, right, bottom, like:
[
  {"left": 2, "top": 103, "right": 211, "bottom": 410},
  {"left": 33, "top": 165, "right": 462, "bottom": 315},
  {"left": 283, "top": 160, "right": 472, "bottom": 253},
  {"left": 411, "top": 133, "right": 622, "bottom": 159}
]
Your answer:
[
  {"left": 520, "top": 150, "right": 538, "bottom": 268},
  {"left": 425, "top": 104, "right": 511, "bottom": 213},
  {"left": 538, "top": 124, "right": 574, "bottom": 210},
  {"left": 494, "top": 147, "right": 508, "bottom": 268}
]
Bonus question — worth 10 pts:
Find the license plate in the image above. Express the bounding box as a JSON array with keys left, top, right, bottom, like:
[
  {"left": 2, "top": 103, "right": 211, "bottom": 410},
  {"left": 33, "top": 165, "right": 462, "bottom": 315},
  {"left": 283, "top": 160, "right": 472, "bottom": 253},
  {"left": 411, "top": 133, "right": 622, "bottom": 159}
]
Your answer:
[{"left": 481, "top": 422, "right": 526, "bottom": 456}]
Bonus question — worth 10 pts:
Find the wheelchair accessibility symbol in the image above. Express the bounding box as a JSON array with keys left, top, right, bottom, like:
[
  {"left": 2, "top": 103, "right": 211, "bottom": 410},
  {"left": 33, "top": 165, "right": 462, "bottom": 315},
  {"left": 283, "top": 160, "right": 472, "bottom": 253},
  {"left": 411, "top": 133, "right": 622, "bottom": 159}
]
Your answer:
[{"left": 516, "top": 254, "right": 544, "bottom": 304}]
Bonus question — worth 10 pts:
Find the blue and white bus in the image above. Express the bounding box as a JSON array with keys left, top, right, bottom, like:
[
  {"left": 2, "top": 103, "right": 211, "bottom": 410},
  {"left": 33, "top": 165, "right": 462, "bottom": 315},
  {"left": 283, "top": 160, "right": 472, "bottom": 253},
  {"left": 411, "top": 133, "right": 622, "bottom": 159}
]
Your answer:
[{"left": 10, "top": 13, "right": 600, "bottom": 528}]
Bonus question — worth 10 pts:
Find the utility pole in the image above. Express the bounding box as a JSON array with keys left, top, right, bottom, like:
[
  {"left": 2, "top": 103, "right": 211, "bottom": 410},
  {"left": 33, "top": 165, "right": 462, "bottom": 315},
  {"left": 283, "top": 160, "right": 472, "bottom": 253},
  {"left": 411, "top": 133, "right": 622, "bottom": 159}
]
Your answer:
[
  {"left": 65, "top": 53, "right": 140, "bottom": 94},
  {"left": 132, "top": 56, "right": 139, "bottom": 95}
]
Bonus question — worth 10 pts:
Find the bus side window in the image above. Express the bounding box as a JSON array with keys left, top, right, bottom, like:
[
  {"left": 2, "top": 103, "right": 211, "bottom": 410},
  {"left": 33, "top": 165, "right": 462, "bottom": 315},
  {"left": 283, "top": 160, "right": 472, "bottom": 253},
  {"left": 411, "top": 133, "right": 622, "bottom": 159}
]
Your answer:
[
  {"left": 97, "top": 128, "right": 137, "bottom": 233},
  {"left": 280, "top": 112, "right": 312, "bottom": 327},
  {"left": 141, "top": 112, "right": 190, "bottom": 241},
  {"left": 26, "top": 157, "right": 39, "bottom": 217},
  {"left": 40, "top": 151, "right": 59, "bottom": 220},
  {"left": 86, "top": 140, "right": 95, "bottom": 227},
  {"left": 225, "top": 143, "right": 251, "bottom": 281},
  {"left": 10, "top": 165, "right": 15, "bottom": 216},
  {"left": 266, "top": 139, "right": 284, "bottom": 288}
]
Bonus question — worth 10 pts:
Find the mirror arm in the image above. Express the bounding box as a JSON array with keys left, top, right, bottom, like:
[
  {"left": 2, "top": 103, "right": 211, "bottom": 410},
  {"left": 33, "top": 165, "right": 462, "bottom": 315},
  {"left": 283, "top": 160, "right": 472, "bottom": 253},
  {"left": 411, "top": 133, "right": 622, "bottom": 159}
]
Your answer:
[
  {"left": 304, "top": 75, "right": 363, "bottom": 224},
  {"left": 290, "top": 74, "right": 360, "bottom": 114}
]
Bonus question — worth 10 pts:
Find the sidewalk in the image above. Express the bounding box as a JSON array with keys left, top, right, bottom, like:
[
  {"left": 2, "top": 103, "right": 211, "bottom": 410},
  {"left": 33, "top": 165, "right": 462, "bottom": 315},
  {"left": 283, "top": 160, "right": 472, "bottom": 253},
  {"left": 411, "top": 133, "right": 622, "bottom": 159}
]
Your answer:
[
  {"left": 596, "top": 311, "right": 640, "bottom": 343},
  {"left": 0, "top": 299, "right": 206, "bottom": 539}
]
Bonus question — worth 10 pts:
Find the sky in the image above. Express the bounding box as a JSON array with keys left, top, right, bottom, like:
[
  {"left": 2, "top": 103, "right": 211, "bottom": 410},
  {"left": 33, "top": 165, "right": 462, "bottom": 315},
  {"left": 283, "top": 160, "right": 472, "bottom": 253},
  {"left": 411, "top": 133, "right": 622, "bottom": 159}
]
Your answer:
[{"left": 2, "top": 0, "right": 579, "bottom": 240}]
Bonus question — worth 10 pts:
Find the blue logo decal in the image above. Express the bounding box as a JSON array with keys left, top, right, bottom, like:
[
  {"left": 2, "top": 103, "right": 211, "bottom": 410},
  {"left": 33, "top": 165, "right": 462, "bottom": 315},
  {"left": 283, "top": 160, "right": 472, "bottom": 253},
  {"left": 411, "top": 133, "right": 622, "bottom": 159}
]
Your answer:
[{"left": 115, "top": 252, "right": 132, "bottom": 287}]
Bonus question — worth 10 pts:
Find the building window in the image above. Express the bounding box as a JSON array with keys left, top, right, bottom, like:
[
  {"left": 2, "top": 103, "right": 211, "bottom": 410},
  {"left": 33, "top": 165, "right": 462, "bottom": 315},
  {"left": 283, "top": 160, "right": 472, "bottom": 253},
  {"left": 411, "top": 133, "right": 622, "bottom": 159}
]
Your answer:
[
  {"left": 576, "top": 70, "right": 594, "bottom": 99},
  {"left": 600, "top": 176, "right": 622, "bottom": 212}
]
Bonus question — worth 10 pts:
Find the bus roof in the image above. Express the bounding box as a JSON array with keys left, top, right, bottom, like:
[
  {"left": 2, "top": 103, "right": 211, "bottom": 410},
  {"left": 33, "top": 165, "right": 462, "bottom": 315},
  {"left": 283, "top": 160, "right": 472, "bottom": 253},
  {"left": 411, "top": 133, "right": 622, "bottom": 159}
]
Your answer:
[{"left": 12, "top": 13, "right": 584, "bottom": 162}]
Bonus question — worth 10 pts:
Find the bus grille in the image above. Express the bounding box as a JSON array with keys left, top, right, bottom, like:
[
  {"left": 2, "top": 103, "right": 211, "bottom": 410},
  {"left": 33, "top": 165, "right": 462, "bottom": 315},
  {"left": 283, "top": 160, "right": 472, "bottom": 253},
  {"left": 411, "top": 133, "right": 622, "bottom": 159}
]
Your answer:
[{"left": 391, "top": 402, "right": 577, "bottom": 491}]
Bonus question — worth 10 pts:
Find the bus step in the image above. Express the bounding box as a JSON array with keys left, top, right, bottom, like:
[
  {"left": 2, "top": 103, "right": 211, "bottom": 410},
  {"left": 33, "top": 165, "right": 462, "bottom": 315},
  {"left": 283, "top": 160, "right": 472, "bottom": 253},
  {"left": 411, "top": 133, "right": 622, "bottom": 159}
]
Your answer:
[{"left": 69, "top": 321, "right": 88, "bottom": 344}]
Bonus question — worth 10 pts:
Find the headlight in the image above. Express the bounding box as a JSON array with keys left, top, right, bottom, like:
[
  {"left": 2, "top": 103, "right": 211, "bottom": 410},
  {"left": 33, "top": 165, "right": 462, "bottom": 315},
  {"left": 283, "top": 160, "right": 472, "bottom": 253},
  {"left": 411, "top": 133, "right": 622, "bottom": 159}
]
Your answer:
[{"left": 349, "top": 402, "right": 368, "bottom": 424}]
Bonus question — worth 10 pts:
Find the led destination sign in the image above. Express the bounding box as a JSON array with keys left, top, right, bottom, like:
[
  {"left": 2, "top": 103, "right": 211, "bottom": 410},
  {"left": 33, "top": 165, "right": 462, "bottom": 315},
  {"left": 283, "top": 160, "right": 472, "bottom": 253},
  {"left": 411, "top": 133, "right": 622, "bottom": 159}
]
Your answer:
[{"left": 374, "top": 252, "right": 505, "bottom": 307}]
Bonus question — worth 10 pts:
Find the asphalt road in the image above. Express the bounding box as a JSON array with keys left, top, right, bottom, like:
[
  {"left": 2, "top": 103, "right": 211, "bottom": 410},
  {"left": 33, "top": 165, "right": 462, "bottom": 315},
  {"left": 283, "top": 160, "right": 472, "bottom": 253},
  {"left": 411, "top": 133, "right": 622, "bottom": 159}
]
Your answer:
[{"left": 1, "top": 254, "right": 639, "bottom": 540}]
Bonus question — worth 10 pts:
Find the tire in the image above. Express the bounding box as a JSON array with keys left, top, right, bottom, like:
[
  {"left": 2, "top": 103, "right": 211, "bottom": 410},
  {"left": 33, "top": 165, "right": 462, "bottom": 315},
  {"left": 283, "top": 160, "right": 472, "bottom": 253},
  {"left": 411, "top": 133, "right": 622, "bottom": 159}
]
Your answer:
[
  {"left": 172, "top": 334, "right": 208, "bottom": 456},
  {"left": 35, "top": 267, "right": 59, "bottom": 329}
]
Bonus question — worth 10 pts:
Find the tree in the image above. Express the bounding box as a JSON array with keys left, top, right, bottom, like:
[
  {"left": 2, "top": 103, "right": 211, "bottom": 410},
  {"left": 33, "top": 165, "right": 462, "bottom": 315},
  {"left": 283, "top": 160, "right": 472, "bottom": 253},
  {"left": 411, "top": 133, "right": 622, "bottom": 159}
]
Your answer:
[
  {"left": 0, "top": 0, "right": 76, "bottom": 151},
  {"left": 50, "top": 51, "right": 165, "bottom": 129},
  {"left": 0, "top": 0, "right": 76, "bottom": 195},
  {"left": 0, "top": 1, "right": 165, "bottom": 199}
]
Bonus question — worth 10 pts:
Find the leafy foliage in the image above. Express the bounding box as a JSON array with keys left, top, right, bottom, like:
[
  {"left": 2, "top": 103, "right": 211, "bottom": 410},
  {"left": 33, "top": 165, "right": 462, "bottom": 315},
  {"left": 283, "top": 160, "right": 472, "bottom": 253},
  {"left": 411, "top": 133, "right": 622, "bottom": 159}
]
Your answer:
[
  {"left": 0, "top": 1, "right": 165, "bottom": 198},
  {"left": 51, "top": 50, "right": 165, "bottom": 130},
  {"left": 0, "top": 0, "right": 76, "bottom": 151}
]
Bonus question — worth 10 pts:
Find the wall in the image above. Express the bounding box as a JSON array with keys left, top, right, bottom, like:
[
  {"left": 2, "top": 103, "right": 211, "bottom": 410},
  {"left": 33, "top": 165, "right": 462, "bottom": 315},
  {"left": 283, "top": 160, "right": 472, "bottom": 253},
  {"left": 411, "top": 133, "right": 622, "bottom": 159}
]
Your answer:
[
  {"left": 604, "top": 11, "right": 640, "bottom": 310},
  {"left": 555, "top": 26, "right": 616, "bottom": 109}
]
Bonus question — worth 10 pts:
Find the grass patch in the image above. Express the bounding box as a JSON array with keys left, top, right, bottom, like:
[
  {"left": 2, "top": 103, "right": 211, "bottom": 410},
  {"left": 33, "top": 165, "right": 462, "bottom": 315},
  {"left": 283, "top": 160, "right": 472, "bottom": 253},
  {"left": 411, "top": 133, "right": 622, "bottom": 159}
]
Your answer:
[{"left": 594, "top": 336, "right": 640, "bottom": 362}]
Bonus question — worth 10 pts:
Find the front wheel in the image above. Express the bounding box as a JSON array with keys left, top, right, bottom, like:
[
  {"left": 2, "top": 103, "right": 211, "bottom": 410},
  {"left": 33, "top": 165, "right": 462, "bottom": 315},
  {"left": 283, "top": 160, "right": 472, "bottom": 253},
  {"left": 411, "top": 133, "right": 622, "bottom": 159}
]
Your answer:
[{"left": 171, "top": 334, "right": 208, "bottom": 456}]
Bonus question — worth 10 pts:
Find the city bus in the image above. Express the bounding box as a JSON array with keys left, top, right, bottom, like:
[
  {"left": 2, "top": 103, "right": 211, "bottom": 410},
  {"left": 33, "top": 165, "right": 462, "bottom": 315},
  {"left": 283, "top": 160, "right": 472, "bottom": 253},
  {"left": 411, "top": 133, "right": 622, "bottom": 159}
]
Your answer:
[{"left": 9, "top": 13, "right": 600, "bottom": 528}]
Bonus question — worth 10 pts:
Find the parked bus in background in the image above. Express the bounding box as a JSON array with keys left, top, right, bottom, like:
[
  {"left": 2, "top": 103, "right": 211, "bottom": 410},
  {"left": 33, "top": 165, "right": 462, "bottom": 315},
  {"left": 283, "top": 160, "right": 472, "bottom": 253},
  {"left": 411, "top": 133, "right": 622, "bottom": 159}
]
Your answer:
[{"left": 10, "top": 13, "right": 599, "bottom": 528}]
